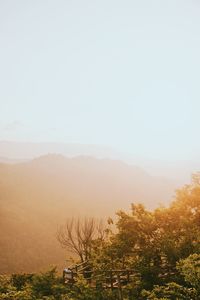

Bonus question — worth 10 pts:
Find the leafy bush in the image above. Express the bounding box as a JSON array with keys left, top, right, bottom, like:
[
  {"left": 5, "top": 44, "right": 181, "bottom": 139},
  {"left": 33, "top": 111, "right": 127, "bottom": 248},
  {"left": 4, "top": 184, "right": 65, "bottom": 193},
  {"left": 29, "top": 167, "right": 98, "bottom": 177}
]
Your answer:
[
  {"left": 177, "top": 253, "right": 200, "bottom": 291},
  {"left": 11, "top": 274, "right": 33, "bottom": 290},
  {"left": 142, "top": 282, "right": 197, "bottom": 300}
]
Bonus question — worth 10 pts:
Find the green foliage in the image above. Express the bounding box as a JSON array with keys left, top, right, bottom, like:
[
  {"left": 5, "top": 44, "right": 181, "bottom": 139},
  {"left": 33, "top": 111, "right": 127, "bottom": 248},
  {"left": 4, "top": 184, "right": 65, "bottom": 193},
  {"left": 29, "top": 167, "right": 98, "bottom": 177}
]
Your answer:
[
  {"left": 67, "top": 275, "right": 118, "bottom": 300},
  {"left": 31, "top": 268, "right": 58, "bottom": 297},
  {"left": 142, "top": 282, "right": 197, "bottom": 299},
  {"left": 0, "top": 284, "right": 34, "bottom": 300},
  {"left": 31, "top": 267, "right": 70, "bottom": 299},
  {"left": 177, "top": 253, "right": 200, "bottom": 291},
  {"left": 11, "top": 274, "right": 33, "bottom": 290},
  {"left": 0, "top": 276, "right": 13, "bottom": 294},
  {"left": 103, "top": 176, "right": 200, "bottom": 286}
]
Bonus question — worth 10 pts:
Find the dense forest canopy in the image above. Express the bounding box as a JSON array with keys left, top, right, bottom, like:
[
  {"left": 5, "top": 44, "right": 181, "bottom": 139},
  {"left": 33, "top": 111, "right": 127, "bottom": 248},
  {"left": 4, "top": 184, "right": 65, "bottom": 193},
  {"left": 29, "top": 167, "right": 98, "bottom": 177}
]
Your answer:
[{"left": 0, "top": 174, "right": 200, "bottom": 299}]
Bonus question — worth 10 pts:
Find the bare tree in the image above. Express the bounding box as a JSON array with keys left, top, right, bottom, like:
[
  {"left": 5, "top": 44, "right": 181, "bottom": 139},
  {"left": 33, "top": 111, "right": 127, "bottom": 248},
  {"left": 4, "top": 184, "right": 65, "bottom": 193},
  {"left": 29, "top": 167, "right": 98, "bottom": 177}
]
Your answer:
[{"left": 57, "top": 217, "right": 106, "bottom": 262}]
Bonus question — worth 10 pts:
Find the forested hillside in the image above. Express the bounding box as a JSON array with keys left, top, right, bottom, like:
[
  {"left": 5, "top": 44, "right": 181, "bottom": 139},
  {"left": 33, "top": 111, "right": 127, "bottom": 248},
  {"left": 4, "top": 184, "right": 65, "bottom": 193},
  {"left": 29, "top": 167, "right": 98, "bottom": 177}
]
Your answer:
[
  {"left": 0, "top": 175, "right": 199, "bottom": 299},
  {"left": 0, "top": 155, "right": 177, "bottom": 274}
]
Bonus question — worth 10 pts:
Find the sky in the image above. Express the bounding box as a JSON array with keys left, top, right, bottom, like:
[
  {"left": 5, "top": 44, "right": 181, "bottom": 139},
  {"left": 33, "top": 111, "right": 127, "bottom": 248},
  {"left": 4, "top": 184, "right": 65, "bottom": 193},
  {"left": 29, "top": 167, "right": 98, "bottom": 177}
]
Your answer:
[{"left": 0, "top": 0, "right": 200, "bottom": 161}]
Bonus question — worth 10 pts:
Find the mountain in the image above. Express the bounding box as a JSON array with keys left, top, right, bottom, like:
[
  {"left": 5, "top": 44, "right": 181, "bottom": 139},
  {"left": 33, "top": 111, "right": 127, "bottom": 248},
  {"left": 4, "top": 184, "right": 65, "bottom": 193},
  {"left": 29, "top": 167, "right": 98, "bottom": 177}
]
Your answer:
[
  {"left": 0, "top": 155, "right": 179, "bottom": 274},
  {"left": 0, "top": 141, "right": 198, "bottom": 182}
]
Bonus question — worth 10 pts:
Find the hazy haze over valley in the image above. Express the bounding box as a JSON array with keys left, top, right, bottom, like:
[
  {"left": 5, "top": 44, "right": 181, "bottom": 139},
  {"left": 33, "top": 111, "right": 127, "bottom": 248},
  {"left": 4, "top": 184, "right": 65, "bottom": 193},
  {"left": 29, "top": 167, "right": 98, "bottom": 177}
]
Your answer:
[{"left": 0, "top": 153, "right": 181, "bottom": 274}]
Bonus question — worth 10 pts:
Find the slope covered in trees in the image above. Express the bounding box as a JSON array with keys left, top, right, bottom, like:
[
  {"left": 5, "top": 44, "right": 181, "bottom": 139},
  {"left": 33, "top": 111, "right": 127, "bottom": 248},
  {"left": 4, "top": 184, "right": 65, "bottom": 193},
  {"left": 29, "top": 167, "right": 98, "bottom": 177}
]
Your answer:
[
  {"left": 0, "top": 175, "right": 199, "bottom": 299},
  {"left": 0, "top": 155, "right": 177, "bottom": 274}
]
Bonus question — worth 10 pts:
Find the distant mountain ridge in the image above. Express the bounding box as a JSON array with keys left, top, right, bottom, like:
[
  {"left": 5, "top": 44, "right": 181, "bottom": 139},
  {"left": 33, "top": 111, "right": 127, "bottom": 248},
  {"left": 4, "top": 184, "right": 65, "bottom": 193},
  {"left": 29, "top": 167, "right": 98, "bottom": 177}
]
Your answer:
[
  {"left": 0, "top": 154, "right": 179, "bottom": 274},
  {"left": 0, "top": 141, "right": 198, "bottom": 182}
]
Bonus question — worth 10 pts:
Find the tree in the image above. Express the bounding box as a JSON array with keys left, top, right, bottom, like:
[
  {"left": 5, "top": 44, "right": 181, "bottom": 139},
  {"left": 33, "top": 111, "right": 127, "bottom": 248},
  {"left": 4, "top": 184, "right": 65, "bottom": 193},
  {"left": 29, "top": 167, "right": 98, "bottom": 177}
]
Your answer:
[
  {"left": 177, "top": 254, "right": 200, "bottom": 293},
  {"left": 96, "top": 173, "right": 200, "bottom": 291},
  {"left": 142, "top": 282, "right": 197, "bottom": 300},
  {"left": 57, "top": 217, "right": 106, "bottom": 263}
]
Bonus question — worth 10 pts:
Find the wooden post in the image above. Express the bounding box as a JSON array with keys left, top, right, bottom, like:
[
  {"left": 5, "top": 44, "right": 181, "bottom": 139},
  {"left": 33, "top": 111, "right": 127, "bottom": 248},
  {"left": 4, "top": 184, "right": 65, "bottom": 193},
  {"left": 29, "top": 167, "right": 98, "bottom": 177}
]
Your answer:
[
  {"left": 71, "top": 270, "right": 74, "bottom": 281},
  {"left": 127, "top": 270, "right": 130, "bottom": 283},
  {"left": 62, "top": 270, "right": 65, "bottom": 284},
  {"left": 110, "top": 271, "right": 113, "bottom": 290},
  {"left": 122, "top": 256, "right": 125, "bottom": 269},
  {"left": 117, "top": 273, "right": 123, "bottom": 300}
]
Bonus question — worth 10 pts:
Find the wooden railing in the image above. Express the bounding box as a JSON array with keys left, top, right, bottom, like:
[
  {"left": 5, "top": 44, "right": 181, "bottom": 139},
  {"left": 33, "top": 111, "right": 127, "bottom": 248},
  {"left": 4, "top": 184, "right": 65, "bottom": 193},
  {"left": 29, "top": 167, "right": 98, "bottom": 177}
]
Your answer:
[{"left": 63, "top": 263, "right": 141, "bottom": 300}]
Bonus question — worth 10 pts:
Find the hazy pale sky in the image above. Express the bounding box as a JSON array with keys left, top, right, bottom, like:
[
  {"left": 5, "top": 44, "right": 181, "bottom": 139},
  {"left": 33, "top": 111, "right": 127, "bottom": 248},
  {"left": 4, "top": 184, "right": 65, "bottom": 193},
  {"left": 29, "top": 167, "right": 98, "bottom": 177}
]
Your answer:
[{"left": 0, "top": 0, "right": 200, "bottom": 160}]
